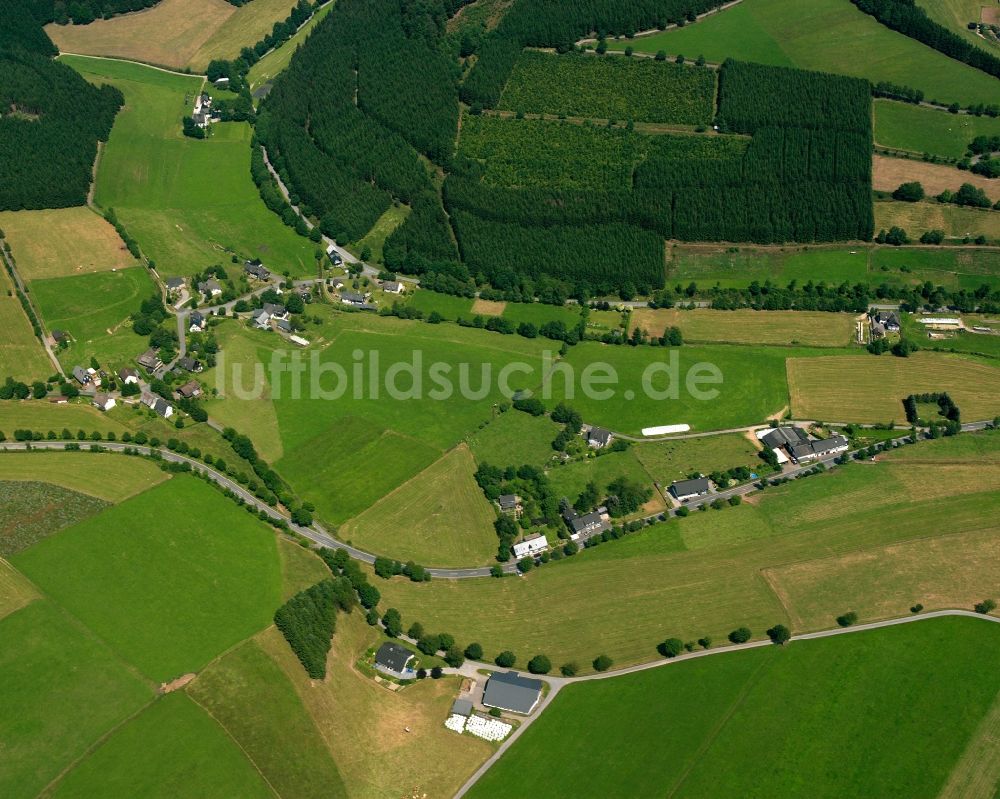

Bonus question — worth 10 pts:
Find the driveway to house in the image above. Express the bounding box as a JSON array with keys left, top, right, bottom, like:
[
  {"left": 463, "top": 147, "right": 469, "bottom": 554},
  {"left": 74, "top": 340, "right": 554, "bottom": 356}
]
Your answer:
[{"left": 450, "top": 609, "right": 1000, "bottom": 798}]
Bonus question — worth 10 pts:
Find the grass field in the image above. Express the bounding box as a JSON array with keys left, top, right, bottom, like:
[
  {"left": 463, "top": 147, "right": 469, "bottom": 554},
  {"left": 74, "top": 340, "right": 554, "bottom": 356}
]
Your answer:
[
  {"left": 873, "top": 154, "right": 999, "bottom": 201},
  {"left": 339, "top": 445, "right": 499, "bottom": 567},
  {"left": 187, "top": 0, "right": 299, "bottom": 72},
  {"left": 64, "top": 55, "right": 317, "bottom": 278},
  {"left": 874, "top": 99, "right": 1000, "bottom": 159},
  {"left": 0, "top": 599, "right": 154, "bottom": 799},
  {"left": 186, "top": 639, "right": 347, "bottom": 799},
  {"left": 869, "top": 246, "right": 1000, "bottom": 291},
  {"left": 633, "top": 432, "right": 762, "bottom": 486},
  {"left": 466, "top": 407, "right": 562, "bottom": 468},
  {"left": 30, "top": 266, "right": 158, "bottom": 368},
  {"left": 375, "top": 438, "right": 1000, "bottom": 669},
  {"left": 546, "top": 448, "right": 660, "bottom": 508},
  {"left": 874, "top": 200, "right": 1000, "bottom": 241},
  {"left": 0, "top": 452, "right": 167, "bottom": 501},
  {"left": 0, "top": 267, "right": 51, "bottom": 382},
  {"left": 0, "top": 399, "right": 129, "bottom": 438},
  {"left": 607, "top": 0, "right": 1000, "bottom": 107},
  {"left": 467, "top": 617, "right": 1000, "bottom": 799},
  {"left": 246, "top": 0, "right": 335, "bottom": 89},
  {"left": 46, "top": 0, "right": 236, "bottom": 68},
  {"left": 901, "top": 313, "right": 1000, "bottom": 359},
  {"left": 498, "top": 49, "right": 716, "bottom": 125},
  {"left": 405, "top": 289, "right": 474, "bottom": 320},
  {"left": 277, "top": 536, "right": 330, "bottom": 599},
  {"left": 0, "top": 207, "right": 137, "bottom": 279},
  {"left": 503, "top": 301, "right": 583, "bottom": 329},
  {"left": 630, "top": 308, "right": 856, "bottom": 347},
  {"left": 0, "top": 559, "right": 38, "bottom": 620},
  {"left": 786, "top": 352, "right": 1000, "bottom": 422},
  {"left": 0, "top": 480, "right": 110, "bottom": 556},
  {"left": 554, "top": 342, "right": 793, "bottom": 434},
  {"left": 11, "top": 475, "right": 281, "bottom": 681},
  {"left": 667, "top": 245, "right": 872, "bottom": 289},
  {"left": 50, "top": 692, "right": 272, "bottom": 799},
  {"left": 347, "top": 203, "right": 410, "bottom": 265},
  {"left": 259, "top": 612, "right": 493, "bottom": 799}
]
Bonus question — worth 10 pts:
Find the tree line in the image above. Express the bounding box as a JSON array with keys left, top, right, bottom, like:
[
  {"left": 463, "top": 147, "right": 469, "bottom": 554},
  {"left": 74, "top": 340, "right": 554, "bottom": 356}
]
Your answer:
[{"left": 852, "top": 0, "right": 1000, "bottom": 80}]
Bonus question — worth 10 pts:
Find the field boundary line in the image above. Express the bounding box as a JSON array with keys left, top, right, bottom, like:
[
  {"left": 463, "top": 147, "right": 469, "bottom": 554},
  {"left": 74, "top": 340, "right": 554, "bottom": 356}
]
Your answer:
[
  {"left": 59, "top": 51, "right": 207, "bottom": 78},
  {"left": 665, "top": 654, "right": 774, "bottom": 798},
  {"left": 185, "top": 690, "right": 282, "bottom": 799},
  {"left": 936, "top": 686, "right": 1000, "bottom": 799}
]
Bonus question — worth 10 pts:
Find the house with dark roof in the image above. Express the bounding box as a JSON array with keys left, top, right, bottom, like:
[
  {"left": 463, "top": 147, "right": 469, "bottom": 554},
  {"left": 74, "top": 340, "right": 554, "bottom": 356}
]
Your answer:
[
  {"left": 586, "top": 427, "right": 613, "bottom": 448},
  {"left": 72, "top": 365, "right": 90, "bottom": 385},
  {"left": 374, "top": 642, "right": 415, "bottom": 677},
  {"left": 189, "top": 311, "right": 206, "bottom": 332},
  {"left": 177, "top": 357, "right": 203, "bottom": 373},
  {"left": 275, "top": 318, "right": 293, "bottom": 334},
  {"left": 669, "top": 477, "right": 711, "bottom": 502},
  {"left": 262, "top": 302, "right": 288, "bottom": 320},
  {"left": 325, "top": 244, "right": 343, "bottom": 264},
  {"left": 92, "top": 392, "right": 115, "bottom": 412},
  {"left": 380, "top": 280, "right": 405, "bottom": 294},
  {"left": 137, "top": 349, "right": 163, "bottom": 371},
  {"left": 871, "top": 310, "right": 901, "bottom": 334},
  {"left": 198, "top": 279, "right": 222, "bottom": 298},
  {"left": 340, "top": 290, "right": 370, "bottom": 307},
  {"left": 244, "top": 260, "right": 271, "bottom": 281},
  {"left": 561, "top": 502, "right": 610, "bottom": 540},
  {"left": 176, "top": 380, "right": 202, "bottom": 399},
  {"left": 482, "top": 671, "right": 543, "bottom": 715},
  {"left": 451, "top": 698, "right": 473, "bottom": 717},
  {"left": 50, "top": 329, "right": 69, "bottom": 345},
  {"left": 165, "top": 277, "right": 185, "bottom": 294},
  {"left": 252, "top": 310, "right": 271, "bottom": 329},
  {"left": 789, "top": 435, "right": 849, "bottom": 463},
  {"left": 142, "top": 393, "right": 173, "bottom": 418},
  {"left": 118, "top": 367, "right": 139, "bottom": 385},
  {"left": 497, "top": 494, "right": 522, "bottom": 516},
  {"left": 761, "top": 426, "right": 810, "bottom": 452}
]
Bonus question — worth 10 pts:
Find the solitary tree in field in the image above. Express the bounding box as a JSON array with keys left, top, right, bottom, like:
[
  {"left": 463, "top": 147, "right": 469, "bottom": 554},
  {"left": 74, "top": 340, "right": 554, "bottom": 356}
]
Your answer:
[
  {"left": 593, "top": 654, "right": 613, "bottom": 672},
  {"left": 837, "top": 611, "right": 858, "bottom": 627},
  {"left": 658, "top": 638, "right": 684, "bottom": 658},
  {"left": 975, "top": 599, "right": 996, "bottom": 614}
]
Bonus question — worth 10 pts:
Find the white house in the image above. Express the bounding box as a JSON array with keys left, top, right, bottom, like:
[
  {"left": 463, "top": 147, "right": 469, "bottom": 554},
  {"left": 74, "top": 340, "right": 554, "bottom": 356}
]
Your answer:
[
  {"left": 513, "top": 535, "right": 549, "bottom": 560},
  {"left": 92, "top": 393, "right": 116, "bottom": 412},
  {"left": 118, "top": 367, "right": 140, "bottom": 385}
]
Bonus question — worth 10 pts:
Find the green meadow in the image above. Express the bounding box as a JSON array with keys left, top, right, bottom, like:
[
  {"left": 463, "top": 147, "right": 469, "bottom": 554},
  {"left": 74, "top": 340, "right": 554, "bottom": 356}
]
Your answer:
[
  {"left": 246, "top": 0, "right": 336, "bottom": 90},
  {"left": 609, "top": 0, "right": 1000, "bottom": 107},
  {"left": 376, "top": 437, "right": 1000, "bottom": 668},
  {"left": 405, "top": 289, "right": 474, "bottom": 320},
  {"left": 51, "top": 693, "right": 273, "bottom": 799},
  {"left": 874, "top": 99, "right": 1000, "bottom": 159},
  {"left": 62, "top": 55, "right": 316, "bottom": 278},
  {"left": 467, "top": 617, "right": 1000, "bottom": 799},
  {"left": 0, "top": 600, "right": 154, "bottom": 799},
  {"left": 466, "top": 407, "right": 563, "bottom": 468},
  {"left": 29, "top": 266, "right": 157, "bottom": 369},
  {"left": 553, "top": 341, "right": 794, "bottom": 434},
  {"left": 12, "top": 475, "right": 282, "bottom": 681}
]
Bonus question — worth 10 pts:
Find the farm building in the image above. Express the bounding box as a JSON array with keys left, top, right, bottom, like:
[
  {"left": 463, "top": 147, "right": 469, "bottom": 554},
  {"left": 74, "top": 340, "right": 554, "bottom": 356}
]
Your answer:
[
  {"left": 374, "top": 642, "right": 415, "bottom": 678},
  {"left": 670, "top": 477, "right": 711, "bottom": 502},
  {"left": 788, "top": 435, "right": 849, "bottom": 463},
  {"left": 513, "top": 535, "right": 549, "bottom": 560},
  {"left": 586, "top": 427, "right": 613, "bottom": 448},
  {"left": 482, "top": 671, "right": 543, "bottom": 715},
  {"left": 760, "top": 426, "right": 810, "bottom": 451},
  {"left": 451, "top": 697, "right": 473, "bottom": 717},
  {"left": 917, "top": 317, "right": 962, "bottom": 330}
]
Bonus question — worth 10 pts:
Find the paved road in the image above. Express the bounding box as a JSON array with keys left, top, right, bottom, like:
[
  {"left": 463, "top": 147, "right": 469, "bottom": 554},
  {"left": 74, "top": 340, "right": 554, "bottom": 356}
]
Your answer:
[{"left": 451, "top": 609, "right": 1000, "bottom": 797}]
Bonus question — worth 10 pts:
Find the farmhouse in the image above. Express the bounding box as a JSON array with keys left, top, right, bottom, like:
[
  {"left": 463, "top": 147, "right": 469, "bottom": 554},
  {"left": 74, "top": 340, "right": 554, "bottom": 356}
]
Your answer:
[
  {"left": 176, "top": 380, "right": 201, "bottom": 399},
  {"left": 497, "top": 493, "right": 522, "bottom": 516},
  {"left": 177, "top": 357, "right": 203, "bottom": 373},
  {"left": 244, "top": 259, "right": 271, "bottom": 281},
  {"left": 482, "top": 671, "right": 543, "bottom": 715},
  {"left": 71, "top": 365, "right": 90, "bottom": 385},
  {"left": 760, "top": 426, "right": 810, "bottom": 451},
  {"left": 189, "top": 311, "right": 206, "bottom": 332},
  {"left": 789, "top": 435, "right": 849, "bottom": 463},
  {"left": 869, "top": 310, "right": 900, "bottom": 338},
  {"left": 118, "top": 367, "right": 139, "bottom": 385},
  {"left": 374, "top": 642, "right": 415, "bottom": 678},
  {"left": 137, "top": 349, "right": 163, "bottom": 371},
  {"left": 669, "top": 477, "right": 712, "bottom": 502},
  {"left": 512, "top": 535, "right": 548, "bottom": 560},
  {"left": 380, "top": 280, "right": 405, "bottom": 294},
  {"left": 91, "top": 392, "right": 115, "bottom": 412},
  {"left": 586, "top": 427, "right": 613, "bottom": 448},
  {"left": 198, "top": 279, "right": 222, "bottom": 298},
  {"left": 561, "top": 503, "right": 611, "bottom": 539}
]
